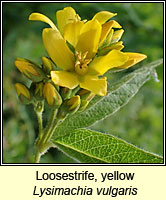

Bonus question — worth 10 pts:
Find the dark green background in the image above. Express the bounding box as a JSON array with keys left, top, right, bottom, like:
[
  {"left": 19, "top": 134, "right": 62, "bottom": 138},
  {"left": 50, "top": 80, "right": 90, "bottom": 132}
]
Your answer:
[{"left": 3, "top": 2, "right": 163, "bottom": 163}]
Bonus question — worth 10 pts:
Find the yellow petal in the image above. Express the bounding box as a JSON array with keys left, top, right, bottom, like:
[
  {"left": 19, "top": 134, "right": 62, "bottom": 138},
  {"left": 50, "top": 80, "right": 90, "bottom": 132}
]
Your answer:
[
  {"left": 103, "top": 29, "right": 114, "bottom": 46},
  {"left": 76, "top": 19, "right": 102, "bottom": 59},
  {"left": 99, "top": 20, "right": 122, "bottom": 47},
  {"left": 42, "top": 56, "right": 53, "bottom": 73},
  {"left": 89, "top": 49, "right": 129, "bottom": 75},
  {"left": 118, "top": 53, "right": 147, "bottom": 69},
  {"left": 92, "top": 11, "right": 117, "bottom": 24},
  {"left": 104, "top": 41, "right": 124, "bottom": 51},
  {"left": 29, "top": 13, "right": 57, "bottom": 30},
  {"left": 111, "top": 29, "right": 124, "bottom": 43},
  {"left": 66, "top": 95, "right": 80, "bottom": 111},
  {"left": 56, "top": 7, "right": 78, "bottom": 35},
  {"left": 98, "top": 41, "right": 124, "bottom": 56},
  {"left": 80, "top": 76, "right": 107, "bottom": 96},
  {"left": 109, "top": 41, "right": 124, "bottom": 50},
  {"left": 42, "top": 28, "right": 75, "bottom": 70},
  {"left": 64, "top": 21, "right": 84, "bottom": 48},
  {"left": 51, "top": 71, "right": 79, "bottom": 89}
]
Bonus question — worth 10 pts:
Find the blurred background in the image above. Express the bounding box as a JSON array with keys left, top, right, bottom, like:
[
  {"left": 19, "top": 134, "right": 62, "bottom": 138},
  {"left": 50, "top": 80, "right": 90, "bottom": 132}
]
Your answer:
[{"left": 3, "top": 2, "right": 163, "bottom": 163}]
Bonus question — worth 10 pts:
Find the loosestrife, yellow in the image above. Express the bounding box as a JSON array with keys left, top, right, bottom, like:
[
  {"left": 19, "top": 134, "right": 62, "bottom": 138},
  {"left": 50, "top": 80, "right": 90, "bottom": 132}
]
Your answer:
[
  {"left": 14, "top": 7, "right": 148, "bottom": 163},
  {"left": 29, "top": 7, "right": 147, "bottom": 96}
]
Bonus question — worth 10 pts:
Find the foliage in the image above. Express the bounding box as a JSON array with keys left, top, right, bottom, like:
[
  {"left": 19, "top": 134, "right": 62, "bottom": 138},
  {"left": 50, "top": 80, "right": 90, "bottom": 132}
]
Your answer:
[{"left": 55, "top": 128, "right": 162, "bottom": 163}]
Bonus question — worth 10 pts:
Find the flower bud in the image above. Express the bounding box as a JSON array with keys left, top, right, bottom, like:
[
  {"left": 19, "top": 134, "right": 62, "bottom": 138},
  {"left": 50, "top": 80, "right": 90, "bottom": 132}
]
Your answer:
[
  {"left": 43, "top": 82, "right": 62, "bottom": 107},
  {"left": 57, "top": 95, "right": 80, "bottom": 119},
  {"left": 99, "top": 41, "right": 124, "bottom": 56},
  {"left": 14, "top": 58, "right": 45, "bottom": 82},
  {"left": 111, "top": 29, "right": 124, "bottom": 43},
  {"left": 42, "top": 56, "right": 53, "bottom": 74},
  {"left": 78, "top": 99, "right": 89, "bottom": 112},
  {"left": 66, "top": 95, "right": 80, "bottom": 111},
  {"left": 77, "top": 89, "right": 95, "bottom": 101},
  {"left": 15, "top": 83, "right": 31, "bottom": 104},
  {"left": 77, "top": 89, "right": 95, "bottom": 112},
  {"left": 77, "top": 89, "right": 91, "bottom": 100},
  {"left": 100, "top": 29, "right": 114, "bottom": 50},
  {"left": 60, "top": 87, "right": 72, "bottom": 100},
  {"left": 104, "top": 29, "right": 114, "bottom": 46},
  {"left": 30, "top": 82, "right": 44, "bottom": 101},
  {"left": 35, "top": 82, "right": 43, "bottom": 97}
]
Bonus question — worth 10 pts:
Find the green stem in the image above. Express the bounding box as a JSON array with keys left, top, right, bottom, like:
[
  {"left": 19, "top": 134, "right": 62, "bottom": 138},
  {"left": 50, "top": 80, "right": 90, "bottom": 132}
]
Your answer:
[
  {"left": 34, "top": 107, "right": 67, "bottom": 163},
  {"left": 42, "top": 118, "right": 60, "bottom": 145},
  {"left": 34, "top": 150, "right": 41, "bottom": 163},
  {"left": 36, "top": 111, "right": 43, "bottom": 142},
  {"left": 34, "top": 101, "right": 44, "bottom": 163},
  {"left": 44, "top": 108, "right": 58, "bottom": 136},
  {"left": 39, "top": 108, "right": 58, "bottom": 146}
]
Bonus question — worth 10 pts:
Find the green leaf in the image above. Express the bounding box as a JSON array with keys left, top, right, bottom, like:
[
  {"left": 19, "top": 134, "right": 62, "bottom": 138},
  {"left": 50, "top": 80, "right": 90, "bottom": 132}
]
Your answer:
[
  {"left": 54, "top": 128, "right": 163, "bottom": 163},
  {"left": 53, "top": 59, "right": 163, "bottom": 139}
]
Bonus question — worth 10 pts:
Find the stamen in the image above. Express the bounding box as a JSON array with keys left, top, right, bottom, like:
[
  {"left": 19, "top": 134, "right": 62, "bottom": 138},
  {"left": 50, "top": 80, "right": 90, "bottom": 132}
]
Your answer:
[
  {"left": 82, "top": 51, "right": 88, "bottom": 60},
  {"left": 74, "top": 51, "right": 92, "bottom": 76}
]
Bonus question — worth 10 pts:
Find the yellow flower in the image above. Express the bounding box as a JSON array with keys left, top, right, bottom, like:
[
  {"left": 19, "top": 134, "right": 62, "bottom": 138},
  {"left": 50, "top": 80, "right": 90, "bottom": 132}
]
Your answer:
[
  {"left": 14, "top": 58, "right": 45, "bottom": 82},
  {"left": 15, "top": 83, "right": 31, "bottom": 104},
  {"left": 29, "top": 7, "right": 147, "bottom": 96},
  {"left": 43, "top": 82, "right": 62, "bottom": 107}
]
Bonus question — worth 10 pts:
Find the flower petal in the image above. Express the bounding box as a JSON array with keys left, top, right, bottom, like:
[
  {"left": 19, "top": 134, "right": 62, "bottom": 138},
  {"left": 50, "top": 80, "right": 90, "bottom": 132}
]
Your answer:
[
  {"left": 92, "top": 11, "right": 117, "bottom": 24},
  {"left": 51, "top": 71, "right": 79, "bottom": 89},
  {"left": 76, "top": 19, "right": 102, "bottom": 59},
  {"left": 56, "top": 7, "right": 78, "bottom": 35},
  {"left": 89, "top": 49, "right": 129, "bottom": 75},
  {"left": 64, "top": 21, "right": 84, "bottom": 48},
  {"left": 111, "top": 29, "right": 124, "bottom": 43},
  {"left": 98, "top": 41, "right": 124, "bottom": 56},
  {"left": 29, "top": 13, "right": 57, "bottom": 30},
  {"left": 108, "top": 41, "right": 124, "bottom": 50},
  {"left": 42, "top": 28, "right": 75, "bottom": 70},
  {"left": 118, "top": 53, "right": 147, "bottom": 69},
  {"left": 99, "top": 20, "right": 122, "bottom": 47},
  {"left": 80, "top": 75, "right": 107, "bottom": 96}
]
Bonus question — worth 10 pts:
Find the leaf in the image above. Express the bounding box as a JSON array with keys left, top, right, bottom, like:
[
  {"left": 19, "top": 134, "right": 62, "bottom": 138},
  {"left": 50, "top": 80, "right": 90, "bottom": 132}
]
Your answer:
[
  {"left": 54, "top": 128, "right": 163, "bottom": 163},
  {"left": 53, "top": 59, "right": 163, "bottom": 139}
]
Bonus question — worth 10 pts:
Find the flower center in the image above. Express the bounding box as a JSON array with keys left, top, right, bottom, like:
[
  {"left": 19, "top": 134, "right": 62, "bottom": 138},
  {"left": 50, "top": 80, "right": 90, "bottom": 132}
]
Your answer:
[{"left": 74, "top": 51, "right": 92, "bottom": 76}]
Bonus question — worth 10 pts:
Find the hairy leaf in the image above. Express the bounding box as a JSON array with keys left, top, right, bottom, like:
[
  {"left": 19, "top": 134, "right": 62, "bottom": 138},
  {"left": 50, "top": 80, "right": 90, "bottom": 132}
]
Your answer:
[{"left": 54, "top": 128, "right": 163, "bottom": 163}]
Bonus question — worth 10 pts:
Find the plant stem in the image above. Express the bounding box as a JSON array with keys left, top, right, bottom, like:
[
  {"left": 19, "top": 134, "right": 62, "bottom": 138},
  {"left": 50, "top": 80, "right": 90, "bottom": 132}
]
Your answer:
[
  {"left": 34, "top": 150, "right": 41, "bottom": 163},
  {"left": 36, "top": 110, "right": 43, "bottom": 142},
  {"left": 44, "top": 108, "right": 58, "bottom": 137},
  {"left": 39, "top": 108, "right": 58, "bottom": 146},
  {"left": 34, "top": 108, "right": 59, "bottom": 163},
  {"left": 34, "top": 107, "right": 66, "bottom": 163},
  {"left": 42, "top": 119, "right": 60, "bottom": 145},
  {"left": 34, "top": 101, "right": 44, "bottom": 163}
]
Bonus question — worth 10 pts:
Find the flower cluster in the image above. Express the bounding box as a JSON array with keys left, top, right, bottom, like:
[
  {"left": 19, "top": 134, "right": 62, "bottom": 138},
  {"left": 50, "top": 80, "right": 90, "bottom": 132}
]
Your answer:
[{"left": 15, "top": 6, "right": 147, "bottom": 112}]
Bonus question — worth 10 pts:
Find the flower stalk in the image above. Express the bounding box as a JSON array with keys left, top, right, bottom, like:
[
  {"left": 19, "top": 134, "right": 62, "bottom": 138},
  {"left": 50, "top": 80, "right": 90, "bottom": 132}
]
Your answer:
[{"left": 34, "top": 101, "right": 44, "bottom": 145}]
